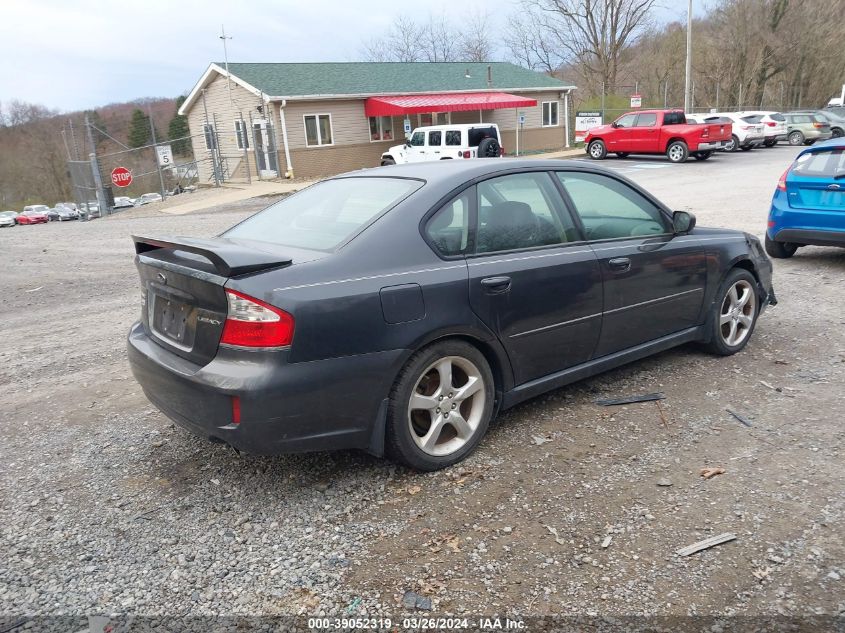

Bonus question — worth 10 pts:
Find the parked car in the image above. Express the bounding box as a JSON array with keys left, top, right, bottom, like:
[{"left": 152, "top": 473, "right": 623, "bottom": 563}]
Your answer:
[
  {"left": 135, "top": 193, "right": 164, "bottom": 206},
  {"left": 0, "top": 211, "right": 18, "bottom": 227},
  {"left": 737, "top": 111, "right": 787, "bottom": 146},
  {"left": 585, "top": 110, "right": 730, "bottom": 163},
  {"left": 381, "top": 124, "right": 503, "bottom": 166},
  {"left": 17, "top": 209, "right": 49, "bottom": 225},
  {"left": 783, "top": 112, "right": 833, "bottom": 146},
  {"left": 697, "top": 113, "right": 765, "bottom": 152},
  {"left": 113, "top": 196, "right": 135, "bottom": 209},
  {"left": 127, "top": 160, "right": 775, "bottom": 470},
  {"left": 55, "top": 206, "right": 79, "bottom": 221},
  {"left": 791, "top": 109, "right": 845, "bottom": 138},
  {"left": 22, "top": 204, "right": 50, "bottom": 216},
  {"left": 766, "top": 138, "right": 845, "bottom": 258},
  {"left": 82, "top": 201, "right": 100, "bottom": 219}
]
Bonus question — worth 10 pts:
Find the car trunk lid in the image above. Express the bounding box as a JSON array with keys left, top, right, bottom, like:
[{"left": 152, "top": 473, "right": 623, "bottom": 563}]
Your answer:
[
  {"left": 133, "top": 235, "right": 293, "bottom": 365},
  {"left": 786, "top": 177, "right": 845, "bottom": 210}
]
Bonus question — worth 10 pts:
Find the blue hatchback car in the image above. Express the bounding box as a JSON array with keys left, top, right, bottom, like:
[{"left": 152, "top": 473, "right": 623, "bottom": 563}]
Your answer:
[{"left": 766, "top": 138, "right": 845, "bottom": 258}]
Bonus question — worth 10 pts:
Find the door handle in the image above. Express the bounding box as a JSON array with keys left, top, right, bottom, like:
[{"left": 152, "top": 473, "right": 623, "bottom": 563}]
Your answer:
[
  {"left": 608, "top": 257, "right": 631, "bottom": 273},
  {"left": 480, "top": 276, "right": 511, "bottom": 294}
]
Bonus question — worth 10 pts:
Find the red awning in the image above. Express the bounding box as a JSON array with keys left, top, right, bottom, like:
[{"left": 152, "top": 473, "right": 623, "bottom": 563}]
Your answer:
[{"left": 365, "top": 92, "right": 538, "bottom": 117}]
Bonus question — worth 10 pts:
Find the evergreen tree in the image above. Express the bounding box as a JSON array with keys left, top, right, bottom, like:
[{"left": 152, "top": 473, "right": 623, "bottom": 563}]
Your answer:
[
  {"left": 168, "top": 96, "right": 191, "bottom": 155},
  {"left": 127, "top": 108, "right": 151, "bottom": 148}
]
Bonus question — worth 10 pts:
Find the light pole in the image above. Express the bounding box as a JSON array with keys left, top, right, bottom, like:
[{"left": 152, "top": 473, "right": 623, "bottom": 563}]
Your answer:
[{"left": 684, "top": 0, "right": 693, "bottom": 112}]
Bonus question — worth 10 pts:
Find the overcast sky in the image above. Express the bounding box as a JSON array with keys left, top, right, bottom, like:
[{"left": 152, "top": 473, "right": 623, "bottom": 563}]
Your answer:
[{"left": 0, "top": 0, "right": 692, "bottom": 113}]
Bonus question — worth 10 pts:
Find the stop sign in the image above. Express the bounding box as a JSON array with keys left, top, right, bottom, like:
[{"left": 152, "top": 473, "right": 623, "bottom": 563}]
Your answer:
[{"left": 111, "top": 166, "right": 132, "bottom": 188}]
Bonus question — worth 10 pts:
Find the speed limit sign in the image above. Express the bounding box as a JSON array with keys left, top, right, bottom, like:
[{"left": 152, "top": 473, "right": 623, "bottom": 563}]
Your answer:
[{"left": 156, "top": 144, "right": 174, "bottom": 167}]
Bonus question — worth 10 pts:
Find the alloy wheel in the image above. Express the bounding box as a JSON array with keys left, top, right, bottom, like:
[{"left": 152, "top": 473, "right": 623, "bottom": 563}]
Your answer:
[
  {"left": 668, "top": 145, "right": 685, "bottom": 162},
  {"left": 589, "top": 142, "right": 604, "bottom": 159},
  {"left": 407, "top": 356, "right": 486, "bottom": 457},
  {"left": 719, "top": 280, "right": 756, "bottom": 347}
]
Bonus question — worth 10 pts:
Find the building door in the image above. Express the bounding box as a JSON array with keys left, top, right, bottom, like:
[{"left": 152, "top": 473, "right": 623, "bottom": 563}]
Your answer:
[{"left": 252, "top": 120, "right": 278, "bottom": 176}]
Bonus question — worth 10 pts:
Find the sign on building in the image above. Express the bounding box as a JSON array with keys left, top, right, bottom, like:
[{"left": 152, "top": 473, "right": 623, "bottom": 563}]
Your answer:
[
  {"left": 630, "top": 94, "right": 642, "bottom": 109},
  {"left": 575, "top": 111, "right": 603, "bottom": 143},
  {"left": 156, "top": 145, "right": 174, "bottom": 168}
]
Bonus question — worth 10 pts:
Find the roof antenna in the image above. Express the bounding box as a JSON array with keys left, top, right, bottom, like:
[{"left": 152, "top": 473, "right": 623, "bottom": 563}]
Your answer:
[
  {"left": 220, "top": 24, "right": 233, "bottom": 106},
  {"left": 487, "top": 65, "right": 492, "bottom": 89}
]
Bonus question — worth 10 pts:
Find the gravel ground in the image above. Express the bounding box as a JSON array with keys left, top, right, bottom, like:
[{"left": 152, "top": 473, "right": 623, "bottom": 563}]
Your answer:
[{"left": 1, "top": 148, "right": 843, "bottom": 628}]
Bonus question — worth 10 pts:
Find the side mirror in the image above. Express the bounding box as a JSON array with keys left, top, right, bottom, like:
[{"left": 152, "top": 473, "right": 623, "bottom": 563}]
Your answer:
[
  {"left": 405, "top": 140, "right": 411, "bottom": 147},
  {"left": 672, "top": 210, "right": 696, "bottom": 234},
  {"left": 611, "top": 121, "right": 619, "bottom": 128}
]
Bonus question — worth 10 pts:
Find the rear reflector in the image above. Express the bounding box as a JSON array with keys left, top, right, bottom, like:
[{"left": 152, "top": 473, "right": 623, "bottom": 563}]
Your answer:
[
  {"left": 231, "top": 396, "right": 241, "bottom": 425},
  {"left": 220, "top": 289, "right": 294, "bottom": 347}
]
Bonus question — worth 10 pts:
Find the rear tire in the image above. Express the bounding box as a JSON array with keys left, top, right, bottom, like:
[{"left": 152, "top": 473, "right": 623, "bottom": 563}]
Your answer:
[
  {"left": 763, "top": 139, "right": 777, "bottom": 147},
  {"left": 832, "top": 128, "right": 844, "bottom": 138},
  {"left": 740, "top": 145, "right": 753, "bottom": 151},
  {"left": 386, "top": 340, "right": 495, "bottom": 471},
  {"left": 588, "top": 140, "right": 607, "bottom": 160},
  {"left": 702, "top": 269, "right": 759, "bottom": 356},
  {"left": 788, "top": 131, "right": 804, "bottom": 145},
  {"left": 764, "top": 234, "right": 798, "bottom": 259},
  {"left": 666, "top": 141, "right": 689, "bottom": 163}
]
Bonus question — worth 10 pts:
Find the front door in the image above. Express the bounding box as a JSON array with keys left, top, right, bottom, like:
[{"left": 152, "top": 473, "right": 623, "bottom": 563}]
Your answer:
[
  {"left": 554, "top": 170, "right": 707, "bottom": 357},
  {"left": 252, "top": 120, "right": 278, "bottom": 176},
  {"left": 406, "top": 129, "right": 428, "bottom": 162},
  {"left": 467, "top": 171, "right": 603, "bottom": 384},
  {"left": 605, "top": 112, "right": 637, "bottom": 153},
  {"left": 630, "top": 112, "right": 660, "bottom": 153}
]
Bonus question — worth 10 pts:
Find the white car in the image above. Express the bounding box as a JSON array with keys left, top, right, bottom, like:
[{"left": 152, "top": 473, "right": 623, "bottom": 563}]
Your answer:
[
  {"left": 0, "top": 211, "right": 18, "bottom": 227},
  {"left": 737, "top": 111, "right": 787, "bottom": 147},
  {"left": 113, "top": 196, "right": 135, "bottom": 209},
  {"left": 135, "top": 193, "right": 164, "bottom": 206},
  {"left": 706, "top": 113, "right": 766, "bottom": 152},
  {"left": 380, "top": 124, "right": 503, "bottom": 166}
]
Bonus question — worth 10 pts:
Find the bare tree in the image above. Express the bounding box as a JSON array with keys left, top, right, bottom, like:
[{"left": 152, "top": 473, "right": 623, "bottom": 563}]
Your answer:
[
  {"left": 361, "top": 15, "right": 424, "bottom": 62},
  {"left": 421, "top": 13, "right": 458, "bottom": 62},
  {"left": 524, "top": 0, "right": 658, "bottom": 94},
  {"left": 460, "top": 9, "right": 496, "bottom": 62},
  {"left": 504, "top": 10, "right": 564, "bottom": 73}
]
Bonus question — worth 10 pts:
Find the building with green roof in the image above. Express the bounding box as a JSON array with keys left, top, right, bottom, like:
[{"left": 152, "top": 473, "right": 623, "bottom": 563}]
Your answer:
[{"left": 178, "top": 62, "right": 576, "bottom": 181}]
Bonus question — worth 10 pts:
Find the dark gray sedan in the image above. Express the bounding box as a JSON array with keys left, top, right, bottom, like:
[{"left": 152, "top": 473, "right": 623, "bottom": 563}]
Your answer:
[{"left": 127, "top": 160, "right": 775, "bottom": 471}]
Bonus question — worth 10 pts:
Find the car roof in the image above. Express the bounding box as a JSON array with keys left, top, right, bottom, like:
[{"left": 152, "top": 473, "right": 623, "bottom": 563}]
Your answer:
[{"left": 412, "top": 123, "right": 499, "bottom": 131}]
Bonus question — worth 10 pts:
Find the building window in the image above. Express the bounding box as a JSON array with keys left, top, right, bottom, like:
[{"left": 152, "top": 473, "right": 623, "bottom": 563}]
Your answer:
[
  {"left": 542, "top": 101, "right": 559, "bottom": 127},
  {"left": 203, "top": 123, "right": 217, "bottom": 150},
  {"left": 234, "top": 120, "right": 250, "bottom": 150},
  {"left": 304, "top": 114, "right": 333, "bottom": 147},
  {"left": 368, "top": 116, "right": 394, "bottom": 142}
]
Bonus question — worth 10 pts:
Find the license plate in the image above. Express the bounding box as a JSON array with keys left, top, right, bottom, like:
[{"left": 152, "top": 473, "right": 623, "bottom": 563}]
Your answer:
[{"left": 152, "top": 294, "right": 191, "bottom": 345}]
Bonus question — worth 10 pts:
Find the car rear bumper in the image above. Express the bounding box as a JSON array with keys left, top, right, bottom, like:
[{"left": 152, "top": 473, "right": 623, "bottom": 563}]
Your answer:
[
  {"left": 127, "top": 321, "right": 404, "bottom": 455},
  {"left": 772, "top": 228, "right": 845, "bottom": 247},
  {"left": 696, "top": 141, "right": 726, "bottom": 151}
]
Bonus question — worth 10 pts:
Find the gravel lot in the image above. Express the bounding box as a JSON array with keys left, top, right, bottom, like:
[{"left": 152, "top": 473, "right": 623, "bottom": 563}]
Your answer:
[{"left": 1, "top": 147, "right": 844, "bottom": 627}]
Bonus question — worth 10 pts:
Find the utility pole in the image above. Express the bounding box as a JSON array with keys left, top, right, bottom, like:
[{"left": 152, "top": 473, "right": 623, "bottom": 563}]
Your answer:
[
  {"left": 85, "top": 114, "right": 108, "bottom": 216},
  {"left": 220, "top": 25, "right": 233, "bottom": 107},
  {"left": 68, "top": 118, "right": 80, "bottom": 160},
  {"left": 148, "top": 106, "right": 167, "bottom": 200},
  {"left": 683, "top": 0, "right": 693, "bottom": 113}
]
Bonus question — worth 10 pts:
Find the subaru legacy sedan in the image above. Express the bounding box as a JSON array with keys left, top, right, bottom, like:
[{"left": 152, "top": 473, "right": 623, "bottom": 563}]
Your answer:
[{"left": 128, "top": 160, "right": 775, "bottom": 471}]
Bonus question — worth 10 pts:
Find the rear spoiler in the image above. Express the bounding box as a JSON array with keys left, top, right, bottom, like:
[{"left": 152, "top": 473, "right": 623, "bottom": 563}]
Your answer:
[{"left": 132, "top": 235, "right": 292, "bottom": 277}]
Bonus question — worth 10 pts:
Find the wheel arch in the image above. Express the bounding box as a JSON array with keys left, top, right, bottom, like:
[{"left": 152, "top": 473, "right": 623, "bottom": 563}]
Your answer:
[{"left": 665, "top": 137, "right": 688, "bottom": 149}]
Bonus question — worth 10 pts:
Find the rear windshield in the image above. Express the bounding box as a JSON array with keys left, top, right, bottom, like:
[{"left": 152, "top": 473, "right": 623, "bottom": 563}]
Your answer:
[
  {"left": 792, "top": 148, "right": 845, "bottom": 177},
  {"left": 223, "top": 177, "right": 422, "bottom": 251},
  {"left": 741, "top": 115, "right": 763, "bottom": 123},
  {"left": 468, "top": 126, "right": 499, "bottom": 146}
]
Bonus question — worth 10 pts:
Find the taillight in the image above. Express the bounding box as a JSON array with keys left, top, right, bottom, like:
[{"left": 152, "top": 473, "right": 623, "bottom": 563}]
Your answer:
[
  {"left": 813, "top": 122, "right": 824, "bottom": 128},
  {"left": 740, "top": 125, "right": 751, "bottom": 130},
  {"left": 499, "top": 146, "right": 505, "bottom": 156},
  {"left": 462, "top": 150, "right": 471, "bottom": 158},
  {"left": 701, "top": 127, "right": 709, "bottom": 138},
  {"left": 220, "top": 289, "right": 294, "bottom": 348},
  {"left": 766, "top": 121, "right": 777, "bottom": 127},
  {"left": 776, "top": 167, "right": 790, "bottom": 192}
]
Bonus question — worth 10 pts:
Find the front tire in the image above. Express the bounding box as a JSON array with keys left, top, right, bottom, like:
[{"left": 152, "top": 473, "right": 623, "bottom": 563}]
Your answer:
[
  {"left": 666, "top": 141, "right": 689, "bottom": 163},
  {"left": 588, "top": 140, "right": 607, "bottom": 160},
  {"left": 386, "top": 340, "right": 494, "bottom": 471},
  {"left": 788, "top": 131, "right": 804, "bottom": 146},
  {"left": 702, "top": 269, "right": 759, "bottom": 356},
  {"left": 764, "top": 234, "right": 798, "bottom": 258}
]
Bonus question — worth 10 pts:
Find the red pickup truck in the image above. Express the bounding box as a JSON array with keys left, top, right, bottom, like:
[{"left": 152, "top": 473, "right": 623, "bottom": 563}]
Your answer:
[{"left": 584, "top": 109, "right": 732, "bottom": 163}]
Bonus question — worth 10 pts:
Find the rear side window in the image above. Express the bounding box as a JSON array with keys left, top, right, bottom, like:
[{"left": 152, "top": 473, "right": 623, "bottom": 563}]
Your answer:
[
  {"left": 445, "top": 130, "right": 462, "bottom": 146},
  {"left": 792, "top": 149, "right": 845, "bottom": 177},
  {"left": 428, "top": 130, "right": 442, "bottom": 146},
  {"left": 468, "top": 126, "right": 499, "bottom": 146},
  {"left": 426, "top": 191, "right": 471, "bottom": 256},
  {"left": 224, "top": 177, "right": 421, "bottom": 251},
  {"left": 663, "top": 112, "right": 685, "bottom": 125}
]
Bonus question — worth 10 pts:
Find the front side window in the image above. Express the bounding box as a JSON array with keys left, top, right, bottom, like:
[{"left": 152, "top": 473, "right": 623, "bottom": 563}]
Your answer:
[
  {"left": 234, "top": 120, "right": 250, "bottom": 150},
  {"left": 614, "top": 113, "right": 637, "bottom": 128},
  {"left": 542, "top": 101, "right": 559, "bottom": 126},
  {"left": 304, "top": 114, "right": 333, "bottom": 146},
  {"left": 426, "top": 191, "right": 471, "bottom": 256},
  {"left": 476, "top": 173, "right": 575, "bottom": 254},
  {"left": 224, "top": 177, "right": 421, "bottom": 251},
  {"left": 635, "top": 113, "right": 658, "bottom": 127},
  {"left": 368, "top": 116, "right": 394, "bottom": 142},
  {"left": 409, "top": 131, "right": 425, "bottom": 146},
  {"left": 555, "top": 171, "right": 667, "bottom": 240}
]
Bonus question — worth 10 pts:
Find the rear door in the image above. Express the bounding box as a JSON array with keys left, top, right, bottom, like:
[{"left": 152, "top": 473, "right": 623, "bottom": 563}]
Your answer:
[
  {"left": 553, "top": 170, "right": 707, "bottom": 357},
  {"left": 466, "top": 171, "right": 603, "bottom": 384}
]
